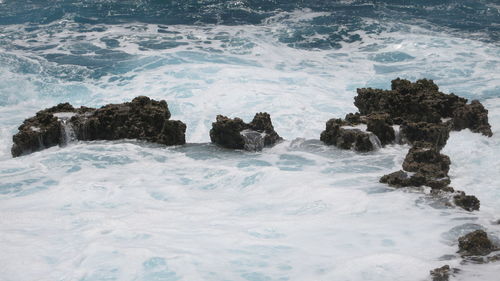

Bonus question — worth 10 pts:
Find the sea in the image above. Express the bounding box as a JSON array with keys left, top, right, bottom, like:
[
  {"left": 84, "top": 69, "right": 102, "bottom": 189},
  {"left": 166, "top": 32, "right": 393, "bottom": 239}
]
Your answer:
[{"left": 0, "top": 1, "right": 499, "bottom": 280}]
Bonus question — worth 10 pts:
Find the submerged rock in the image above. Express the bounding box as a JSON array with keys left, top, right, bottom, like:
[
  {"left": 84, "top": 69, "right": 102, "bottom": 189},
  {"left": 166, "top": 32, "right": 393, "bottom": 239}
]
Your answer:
[
  {"left": 320, "top": 118, "right": 380, "bottom": 152},
  {"left": 453, "top": 192, "right": 480, "bottom": 212},
  {"left": 11, "top": 96, "right": 186, "bottom": 157},
  {"left": 430, "top": 265, "right": 457, "bottom": 281},
  {"left": 458, "top": 230, "right": 495, "bottom": 256},
  {"left": 209, "top": 112, "right": 282, "bottom": 151}
]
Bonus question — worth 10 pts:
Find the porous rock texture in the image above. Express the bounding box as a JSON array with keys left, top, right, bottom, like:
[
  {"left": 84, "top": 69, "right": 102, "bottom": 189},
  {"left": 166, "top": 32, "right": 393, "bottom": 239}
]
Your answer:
[
  {"left": 11, "top": 96, "right": 186, "bottom": 157},
  {"left": 209, "top": 112, "right": 282, "bottom": 151},
  {"left": 458, "top": 230, "right": 495, "bottom": 256}
]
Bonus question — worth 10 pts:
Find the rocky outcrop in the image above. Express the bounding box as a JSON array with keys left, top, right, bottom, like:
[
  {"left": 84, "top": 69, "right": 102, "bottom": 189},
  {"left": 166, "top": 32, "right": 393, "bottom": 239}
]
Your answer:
[
  {"left": 320, "top": 118, "right": 380, "bottom": 152},
  {"left": 458, "top": 230, "right": 495, "bottom": 256},
  {"left": 209, "top": 112, "right": 282, "bottom": 151},
  {"left": 452, "top": 100, "right": 493, "bottom": 137},
  {"left": 354, "top": 78, "right": 467, "bottom": 124},
  {"left": 400, "top": 122, "right": 450, "bottom": 150},
  {"left": 11, "top": 96, "right": 186, "bottom": 157}
]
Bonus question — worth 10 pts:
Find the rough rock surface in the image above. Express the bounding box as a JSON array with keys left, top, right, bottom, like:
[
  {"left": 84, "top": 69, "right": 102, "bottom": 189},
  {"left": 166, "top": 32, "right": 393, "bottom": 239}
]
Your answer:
[
  {"left": 458, "top": 230, "right": 495, "bottom": 256},
  {"left": 452, "top": 100, "right": 493, "bottom": 137},
  {"left": 402, "top": 144, "right": 450, "bottom": 178},
  {"left": 11, "top": 96, "right": 186, "bottom": 157},
  {"left": 366, "top": 112, "right": 395, "bottom": 145},
  {"left": 400, "top": 122, "right": 450, "bottom": 150},
  {"left": 453, "top": 192, "right": 481, "bottom": 211},
  {"left": 430, "top": 265, "right": 454, "bottom": 281},
  {"left": 354, "top": 78, "right": 467, "bottom": 124},
  {"left": 320, "top": 118, "right": 376, "bottom": 152},
  {"left": 209, "top": 112, "right": 282, "bottom": 150},
  {"left": 379, "top": 170, "right": 425, "bottom": 188}
]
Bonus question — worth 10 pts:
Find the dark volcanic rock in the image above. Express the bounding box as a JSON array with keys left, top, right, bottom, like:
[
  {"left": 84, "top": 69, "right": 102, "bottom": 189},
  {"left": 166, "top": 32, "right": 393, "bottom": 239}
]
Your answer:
[
  {"left": 400, "top": 122, "right": 450, "bottom": 150},
  {"left": 209, "top": 112, "right": 282, "bottom": 151},
  {"left": 11, "top": 97, "right": 186, "bottom": 157},
  {"left": 430, "top": 265, "right": 452, "bottom": 281},
  {"left": 379, "top": 170, "right": 425, "bottom": 187},
  {"left": 11, "top": 110, "right": 63, "bottom": 157},
  {"left": 458, "top": 230, "right": 494, "bottom": 256},
  {"left": 366, "top": 112, "right": 395, "bottom": 145},
  {"left": 402, "top": 144, "right": 450, "bottom": 178},
  {"left": 454, "top": 192, "right": 480, "bottom": 211},
  {"left": 71, "top": 96, "right": 185, "bottom": 145},
  {"left": 354, "top": 78, "right": 467, "bottom": 124},
  {"left": 320, "top": 119, "right": 377, "bottom": 152},
  {"left": 452, "top": 100, "right": 493, "bottom": 137}
]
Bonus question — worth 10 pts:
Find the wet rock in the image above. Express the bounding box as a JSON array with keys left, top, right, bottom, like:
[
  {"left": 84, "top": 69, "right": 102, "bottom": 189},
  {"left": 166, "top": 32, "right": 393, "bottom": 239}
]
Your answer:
[
  {"left": 402, "top": 143, "right": 450, "bottom": 178},
  {"left": 11, "top": 97, "right": 186, "bottom": 157},
  {"left": 400, "top": 122, "right": 450, "bottom": 150},
  {"left": 320, "top": 119, "right": 377, "bottom": 152},
  {"left": 354, "top": 78, "right": 467, "bottom": 124},
  {"left": 458, "top": 230, "right": 494, "bottom": 256},
  {"left": 345, "top": 112, "right": 363, "bottom": 125},
  {"left": 430, "top": 265, "right": 453, "bottom": 281},
  {"left": 379, "top": 170, "right": 426, "bottom": 187},
  {"left": 454, "top": 192, "right": 480, "bottom": 212},
  {"left": 11, "top": 110, "right": 63, "bottom": 157},
  {"left": 209, "top": 112, "right": 282, "bottom": 150},
  {"left": 452, "top": 100, "right": 493, "bottom": 137},
  {"left": 366, "top": 112, "right": 395, "bottom": 145}
]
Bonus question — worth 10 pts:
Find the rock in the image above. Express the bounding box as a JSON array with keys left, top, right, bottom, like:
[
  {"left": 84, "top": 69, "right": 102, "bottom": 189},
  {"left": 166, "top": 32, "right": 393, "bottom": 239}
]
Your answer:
[
  {"left": 402, "top": 144, "right": 450, "bottom": 178},
  {"left": 400, "top": 122, "right": 450, "bottom": 150},
  {"left": 345, "top": 112, "right": 363, "bottom": 125},
  {"left": 379, "top": 170, "right": 426, "bottom": 187},
  {"left": 354, "top": 78, "right": 467, "bottom": 124},
  {"left": 454, "top": 191, "right": 480, "bottom": 211},
  {"left": 209, "top": 112, "right": 282, "bottom": 150},
  {"left": 366, "top": 112, "right": 395, "bottom": 145},
  {"left": 452, "top": 100, "right": 493, "bottom": 137},
  {"left": 320, "top": 119, "right": 378, "bottom": 152},
  {"left": 11, "top": 97, "right": 186, "bottom": 157},
  {"left": 430, "top": 265, "right": 451, "bottom": 281},
  {"left": 458, "top": 230, "right": 494, "bottom": 256}
]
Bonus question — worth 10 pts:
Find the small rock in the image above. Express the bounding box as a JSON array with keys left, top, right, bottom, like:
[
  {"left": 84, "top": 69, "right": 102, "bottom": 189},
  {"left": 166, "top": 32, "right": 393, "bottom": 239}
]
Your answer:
[
  {"left": 320, "top": 119, "right": 376, "bottom": 152},
  {"left": 210, "top": 112, "right": 282, "bottom": 150},
  {"left": 366, "top": 112, "right": 395, "bottom": 145},
  {"left": 458, "top": 230, "right": 494, "bottom": 256},
  {"left": 430, "top": 265, "right": 451, "bottom": 281},
  {"left": 379, "top": 170, "right": 426, "bottom": 187},
  {"left": 453, "top": 192, "right": 480, "bottom": 212},
  {"left": 402, "top": 144, "right": 450, "bottom": 178}
]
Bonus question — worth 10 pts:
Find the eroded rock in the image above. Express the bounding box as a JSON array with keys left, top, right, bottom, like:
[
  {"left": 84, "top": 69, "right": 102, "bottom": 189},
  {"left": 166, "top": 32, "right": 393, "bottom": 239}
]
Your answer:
[
  {"left": 458, "top": 230, "right": 494, "bottom": 256},
  {"left": 400, "top": 122, "right": 450, "bottom": 150},
  {"left": 209, "top": 112, "right": 282, "bottom": 151},
  {"left": 320, "top": 118, "right": 379, "bottom": 152},
  {"left": 11, "top": 96, "right": 186, "bottom": 157},
  {"left": 453, "top": 192, "right": 480, "bottom": 212},
  {"left": 452, "top": 100, "right": 493, "bottom": 137}
]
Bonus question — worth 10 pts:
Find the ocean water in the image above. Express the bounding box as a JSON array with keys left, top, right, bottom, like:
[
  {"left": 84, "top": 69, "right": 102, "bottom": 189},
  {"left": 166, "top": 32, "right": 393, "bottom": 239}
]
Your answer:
[{"left": 0, "top": 1, "right": 499, "bottom": 280}]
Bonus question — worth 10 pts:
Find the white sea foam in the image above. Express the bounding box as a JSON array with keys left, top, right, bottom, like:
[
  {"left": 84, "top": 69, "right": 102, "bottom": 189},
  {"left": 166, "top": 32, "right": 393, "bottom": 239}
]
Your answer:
[{"left": 0, "top": 9, "right": 500, "bottom": 281}]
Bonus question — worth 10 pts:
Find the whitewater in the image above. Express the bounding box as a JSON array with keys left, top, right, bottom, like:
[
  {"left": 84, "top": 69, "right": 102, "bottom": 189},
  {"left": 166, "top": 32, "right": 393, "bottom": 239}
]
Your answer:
[{"left": 0, "top": 1, "right": 499, "bottom": 280}]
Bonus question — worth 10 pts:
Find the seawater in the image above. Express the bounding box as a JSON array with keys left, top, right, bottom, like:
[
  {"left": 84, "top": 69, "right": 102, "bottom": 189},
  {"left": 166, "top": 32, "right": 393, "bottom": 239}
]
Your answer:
[{"left": 0, "top": 1, "right": 499, "bottom": 280}]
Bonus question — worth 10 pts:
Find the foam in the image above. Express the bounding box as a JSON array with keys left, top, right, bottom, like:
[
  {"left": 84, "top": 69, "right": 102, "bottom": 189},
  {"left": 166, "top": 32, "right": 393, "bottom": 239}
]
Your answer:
[{"left": 0, "top": 8, "right": 500, "bottom": 281}]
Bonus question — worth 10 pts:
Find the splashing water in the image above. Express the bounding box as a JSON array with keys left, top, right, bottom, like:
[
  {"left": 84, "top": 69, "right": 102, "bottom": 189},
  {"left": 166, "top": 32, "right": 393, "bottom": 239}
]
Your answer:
[{"left": 0, "top": 1, "right": 500, "bottom": 280}]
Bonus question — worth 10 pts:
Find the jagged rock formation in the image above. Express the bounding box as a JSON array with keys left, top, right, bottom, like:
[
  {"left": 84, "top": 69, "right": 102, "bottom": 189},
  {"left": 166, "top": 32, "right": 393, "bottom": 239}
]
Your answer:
[
  {"left": 321, "top": 78, "right": 492, "bottom": 212},
  {"left": 210, "top": 112, "right": 282, "bottom": 151},
  {"left": 320, "top": 118, "right": 378, "bottom": 152},
  {"left": 458, "top": 230, "right": 495, "bottom": 256},
  {"left": 11, "top": 96, "right": 186, "bottom": 157}
]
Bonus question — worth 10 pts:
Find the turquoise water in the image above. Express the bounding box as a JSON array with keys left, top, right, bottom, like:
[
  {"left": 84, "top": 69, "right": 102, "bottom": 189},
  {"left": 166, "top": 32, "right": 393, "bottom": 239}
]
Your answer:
[{"left": 0, "top": 1, "right": 499, "bottom": 280}]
